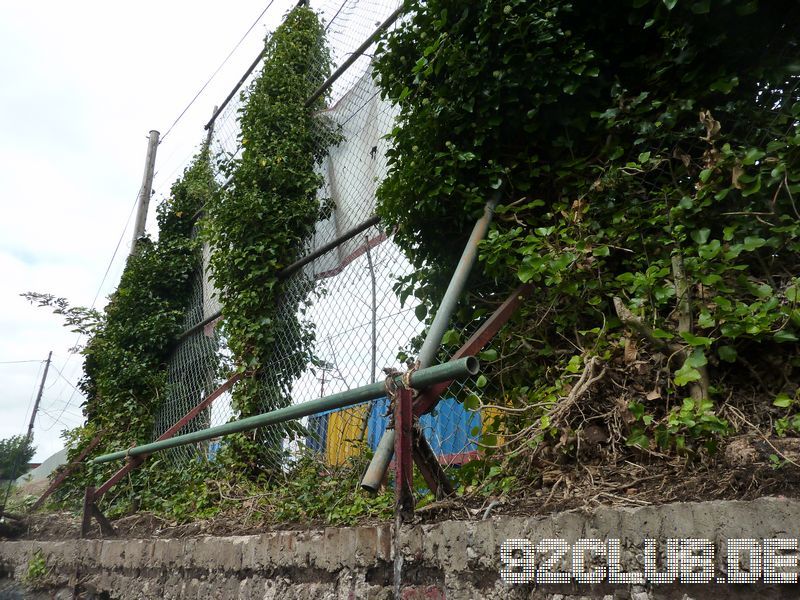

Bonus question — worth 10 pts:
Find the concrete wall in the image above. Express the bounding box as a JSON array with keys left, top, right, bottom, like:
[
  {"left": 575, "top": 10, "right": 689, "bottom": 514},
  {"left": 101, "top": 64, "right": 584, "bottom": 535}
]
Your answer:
[{"left": 1, "top": 497, "right": 799, "bottom": 599}]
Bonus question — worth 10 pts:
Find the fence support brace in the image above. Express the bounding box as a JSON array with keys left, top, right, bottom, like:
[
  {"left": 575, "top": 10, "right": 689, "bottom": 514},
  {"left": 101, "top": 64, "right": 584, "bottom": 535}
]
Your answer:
[
  {"left": 80, "top": 374, "right": 241, "bottom": 537},
  {"left": 362, "top": 193, "right": 500, "bottom": 492},
  {"left": 394, "top": 388, "right": 414, "bottom": 520},
  {"left": 29, "top": 430, "right": 104, "bottom": 513}
]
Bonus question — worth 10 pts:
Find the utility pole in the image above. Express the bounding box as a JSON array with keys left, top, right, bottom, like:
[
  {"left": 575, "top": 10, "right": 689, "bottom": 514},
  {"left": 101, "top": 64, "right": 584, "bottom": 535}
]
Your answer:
[
  {"left": 1, "top": 351, "right": 52, "bottom": 519},
  {"left": 26, "top": 351, "right": 52, "bottom": 442},
  {"left": 130, "top": 130, "right": 160, "bottom": 254}
]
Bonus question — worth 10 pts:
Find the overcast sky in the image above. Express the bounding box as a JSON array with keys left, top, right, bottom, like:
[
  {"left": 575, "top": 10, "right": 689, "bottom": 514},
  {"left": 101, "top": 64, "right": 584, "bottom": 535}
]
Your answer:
[{"left": 0, "top": 0, "right": 295, "bottom": 462}]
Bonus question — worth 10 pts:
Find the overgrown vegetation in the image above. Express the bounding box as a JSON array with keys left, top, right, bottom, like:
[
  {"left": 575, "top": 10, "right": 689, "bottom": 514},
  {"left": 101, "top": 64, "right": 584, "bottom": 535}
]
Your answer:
[
  {"left": 375, "top": 0, "right": 800, "bottom": 475},
  {"left": 22, "top": 549, "right": 51, "bottom": 589},
  {"left": 202, "top": 5, "right": 338, "bottom": 470},
  {"left": 26, "top": 6, "right": 341, "bottom": 519},
  {"left": 22, "top": 0, "right": 800, "bottom": 529},
  {"left": 0, "top": 435, "right": 35, "bottom": 481},
  {"left": 24, "top": 147, "right": 216, "bottom": 508}
]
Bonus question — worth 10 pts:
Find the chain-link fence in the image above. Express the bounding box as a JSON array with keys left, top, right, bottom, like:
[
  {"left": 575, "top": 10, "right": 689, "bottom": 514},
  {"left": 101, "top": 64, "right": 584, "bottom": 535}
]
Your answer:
[{"left": 149, "top": 0, "right": 505, "bottom": 496}]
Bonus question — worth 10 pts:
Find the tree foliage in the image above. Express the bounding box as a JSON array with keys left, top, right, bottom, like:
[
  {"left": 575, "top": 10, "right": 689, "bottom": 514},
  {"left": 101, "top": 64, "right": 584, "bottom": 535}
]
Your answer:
[
  {"left": 375, "top": 0, "right": 800, "bottom": 453},
  {"left": 0, "top": 435, "right": 35, "bottom": 481}
]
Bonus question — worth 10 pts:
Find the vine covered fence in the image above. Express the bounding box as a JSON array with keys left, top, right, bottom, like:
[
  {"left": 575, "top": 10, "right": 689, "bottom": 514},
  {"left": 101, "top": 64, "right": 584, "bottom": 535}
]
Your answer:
[
  {"left": 38, "top": 0, "right": 800, "bottom": 535},
  {"left": 148, "top": 0, "right": 497, "bottom": 491}
]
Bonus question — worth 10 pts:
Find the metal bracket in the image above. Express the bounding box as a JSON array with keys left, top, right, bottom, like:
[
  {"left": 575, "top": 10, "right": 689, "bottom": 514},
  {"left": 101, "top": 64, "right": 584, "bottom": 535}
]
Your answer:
[{"left": 80, "top": 487, "right": 116, "bottom": 538}]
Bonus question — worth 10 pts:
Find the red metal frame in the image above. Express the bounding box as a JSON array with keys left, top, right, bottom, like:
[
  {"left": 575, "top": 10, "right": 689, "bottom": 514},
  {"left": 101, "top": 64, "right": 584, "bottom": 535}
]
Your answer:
[
  {"left": 93, "top": 373, "right": 241, "bottom": 500},
  {"left": 29, "top": 430, "right": 104, "bottom": 512},
  {"left": 413, "top": 283, "right": 533, "bottom": 417},
  {"left": 394, "top": 387, "right": 414, "bottom": 520},
  {"left": 81, "top": 374, "right": 241, "bottom": 536}
]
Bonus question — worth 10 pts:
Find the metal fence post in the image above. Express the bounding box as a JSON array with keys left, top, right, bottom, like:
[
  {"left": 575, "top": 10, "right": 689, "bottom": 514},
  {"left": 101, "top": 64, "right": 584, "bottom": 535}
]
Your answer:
[{"left": 394, "top": 387, "right": 414, "bottom": 520}]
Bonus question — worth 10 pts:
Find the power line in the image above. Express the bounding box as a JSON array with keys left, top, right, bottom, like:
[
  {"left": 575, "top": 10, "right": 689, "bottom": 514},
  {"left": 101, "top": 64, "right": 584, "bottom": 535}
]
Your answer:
[
  {"left": 90, "top": 187, "right": 141, "bottom": 311},
  {"left": 39, "top": 361, "right": 86, "bottom": 430},
  {"left": 46, "top": 185, "right": 142, "bottom": 428},
  {"left": 0, "top": 359, "right": 44, "bottom": 365},
  {"left": 38, "top": 406, "right": 83, "bottom": 432},
  {"left": 159, "top": 0, "right": 278, "bottom": 144},
  {"left": 49, "top": 362, "right": 84, "bottom": 397}
]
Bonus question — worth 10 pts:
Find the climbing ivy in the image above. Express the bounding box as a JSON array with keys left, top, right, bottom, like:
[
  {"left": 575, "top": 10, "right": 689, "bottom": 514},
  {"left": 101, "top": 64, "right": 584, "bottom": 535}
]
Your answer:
[
  {"left": 375, "top": 0, "right": 800, "bottom": 454},
  {"left": 25, "top": 147, "right": 217, "bottom": 507},
  {"left": 202, "top": 6, "right": 338, "bottom": 469}
]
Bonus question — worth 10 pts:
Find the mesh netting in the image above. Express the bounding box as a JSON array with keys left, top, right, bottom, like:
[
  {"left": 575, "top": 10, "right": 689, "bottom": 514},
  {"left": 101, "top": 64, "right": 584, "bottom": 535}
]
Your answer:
[{"left": 153, "top": 0, "right": 499, "bottom": 488}]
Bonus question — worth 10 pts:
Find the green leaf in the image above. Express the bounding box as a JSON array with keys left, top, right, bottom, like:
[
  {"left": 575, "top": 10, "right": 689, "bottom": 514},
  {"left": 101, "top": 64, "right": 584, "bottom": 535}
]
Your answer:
[
  {"left": 476, "top": 374, "right": 488, "bottom": 389},
  {"left": 674, "top": 364, "right": 701, "bottom": 386},
  {"left": 638, "top": 151, "right": 651, "bottom": 163},
  {"left": 565, "top": 355, "right": 583, "bottom": 374},
  {"left": 517, "top": 264, "right": 536, "bottom": 283},
  {"left": 674, "top": 349, "right": 706, "bottom": 386},
  {"left": 743, "top": 236, "right": 766, "bottom": 251},
  {"left": 662, "top": 0, "right": 678, "bottom": 10},
  {"left": 773, "top": 393, "right": 793, "bottom": 408},
  {"left": 478, "top": 348, "right": 498, "bottom": 361},
  {"left": 774, "top": 330, "right": 799, "bottom": 343},
  {"left": 652, "top": 328, "right": 675, "bottom": 340},
  {"left": 698, "top": 239, "right": 721, "bottom": 259},
  {"left": 626, "top": 428, "right": 650, "bottom": 449},
  {"left": 464, "top": 393, "right": 481, "bottom": 411},
  {"left": 628, "top": 401, "right": 645, "bottom": 420},
  {"left": 592, "top": 246, "right": 610, "bottom": 257},
  {"left": 441, "top": 328, "right": 461, "bottom": 345},
  {"left": 717, "top": 345, "right": 737, "bottom": 363},
  {"left": 414, "top": 304, "right": 428, "bottom": 321},
  {"left": 697, "top": 311, "right": 715, "bottom": 328},
  {"left": 685, "top": 348, "right": 708, "bottom": 368},
  {"left": 680, "top": 332, "right": 713, "bottom": 347},
  {"left": 742, "top": 148, "right": 766, "bottom": 165},
  {"left": 690, "top": 228, "right": 711, "bottom": 245},
  {"left": 741, "top": 176, "right": 762, "bottom": 197}
]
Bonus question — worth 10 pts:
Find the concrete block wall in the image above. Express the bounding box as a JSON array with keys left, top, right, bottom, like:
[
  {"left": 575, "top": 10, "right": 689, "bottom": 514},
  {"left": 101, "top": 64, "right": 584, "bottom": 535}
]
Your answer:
[{"left": 1, "top": 498, "right": 798, "bottom": 599}]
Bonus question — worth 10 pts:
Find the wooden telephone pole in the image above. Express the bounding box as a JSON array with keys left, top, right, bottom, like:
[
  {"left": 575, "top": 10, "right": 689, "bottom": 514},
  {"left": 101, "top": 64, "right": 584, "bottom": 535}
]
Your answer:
[{"left": 26, "top": 351, "right": 52, "bottom": 442}]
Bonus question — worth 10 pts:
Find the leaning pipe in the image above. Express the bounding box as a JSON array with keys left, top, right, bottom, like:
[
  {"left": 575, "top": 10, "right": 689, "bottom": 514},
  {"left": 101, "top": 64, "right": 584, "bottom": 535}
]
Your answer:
[
  {"left": 360, "top": 192, "right": 500, "bottom": 492},
  {"left": 91, "top": 357, "right": 479, "bottom": 464}
]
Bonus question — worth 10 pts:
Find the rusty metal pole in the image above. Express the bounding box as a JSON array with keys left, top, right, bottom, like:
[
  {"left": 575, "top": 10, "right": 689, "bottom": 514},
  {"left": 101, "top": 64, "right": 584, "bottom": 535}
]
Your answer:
[
  {"left": 394, "top": 387, "right": 414, "bottom": 519},
  {"left": 393, "top": 386, "right": 414, "bottom": 600}
]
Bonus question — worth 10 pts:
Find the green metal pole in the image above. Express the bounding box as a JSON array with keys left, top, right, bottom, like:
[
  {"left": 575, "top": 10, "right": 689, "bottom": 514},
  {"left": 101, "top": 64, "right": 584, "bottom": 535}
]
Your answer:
[
  {"left": 361, "top": 193, "right": 500, "bottom": 492},
  {"left": 91, "top": 357, "right": 479, "bottom": 464}
]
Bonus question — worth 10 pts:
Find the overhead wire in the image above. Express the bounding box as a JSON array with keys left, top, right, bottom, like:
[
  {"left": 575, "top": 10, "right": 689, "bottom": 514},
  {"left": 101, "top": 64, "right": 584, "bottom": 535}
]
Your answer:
[
  {"left": 24, "top": 0, "right": 285, "bottom": 446},
  {"left": 0, "top": 359, "right": 45, "bottom": 365},
  {"left": 159, "top": 0, "right": 278, "bottom": 144},
  {"left": 39, "top": 361, "right": 86, "bottom": 431}
]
